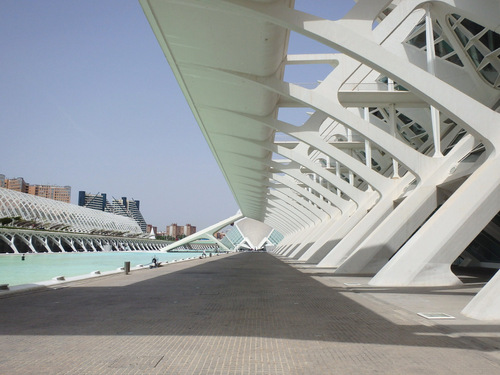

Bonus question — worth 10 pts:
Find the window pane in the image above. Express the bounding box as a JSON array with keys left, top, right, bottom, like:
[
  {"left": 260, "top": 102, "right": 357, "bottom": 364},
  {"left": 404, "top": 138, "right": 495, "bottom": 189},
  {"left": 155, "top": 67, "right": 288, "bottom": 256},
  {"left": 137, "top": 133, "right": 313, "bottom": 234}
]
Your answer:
[
  {"left": 435, "top": 40, "right": 454, "bottom": 57},
  {"left": 480, "top": 63, "right": 499, "bottom": 85},
  {"left": 467, "top": 45, "right": 484, "bottom": 66},
  {"left": 446, "top": 53, "right": 464, "bottom": 66},
  {"left": 461, "top": 17, "right": 484, "bottom": 35},
  {"left": 454, "top": 26, "right": 469, "bottom": 47},
  {"left": 479, "top": 30, "right": 500, "bottom": 51}
]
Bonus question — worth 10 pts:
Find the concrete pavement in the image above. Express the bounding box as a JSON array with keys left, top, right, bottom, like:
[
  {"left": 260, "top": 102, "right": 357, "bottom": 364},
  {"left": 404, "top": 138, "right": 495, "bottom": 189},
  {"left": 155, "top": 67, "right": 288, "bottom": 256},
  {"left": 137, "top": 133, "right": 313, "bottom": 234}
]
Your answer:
[{"left": 0, "top": 252, "right": 499, "bottom": 374}]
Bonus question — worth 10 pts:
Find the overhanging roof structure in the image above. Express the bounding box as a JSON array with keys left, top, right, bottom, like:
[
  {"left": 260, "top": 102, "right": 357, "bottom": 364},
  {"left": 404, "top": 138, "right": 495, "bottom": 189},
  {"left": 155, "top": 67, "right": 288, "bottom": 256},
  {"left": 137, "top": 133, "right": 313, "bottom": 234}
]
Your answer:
[
  {"left": 141, "top": 0, "right": 292, "bottom": 223},
  {"left": 141, "top": 0, "right": 500, "bottom": 320}
]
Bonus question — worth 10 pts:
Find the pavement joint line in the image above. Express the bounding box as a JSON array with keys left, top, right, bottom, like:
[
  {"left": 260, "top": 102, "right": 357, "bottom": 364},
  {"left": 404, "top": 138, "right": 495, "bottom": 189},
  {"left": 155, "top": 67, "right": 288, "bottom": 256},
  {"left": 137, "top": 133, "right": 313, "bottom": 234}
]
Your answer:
[{"left": 1, "top": 252, "right": 500, "bottom": 374}]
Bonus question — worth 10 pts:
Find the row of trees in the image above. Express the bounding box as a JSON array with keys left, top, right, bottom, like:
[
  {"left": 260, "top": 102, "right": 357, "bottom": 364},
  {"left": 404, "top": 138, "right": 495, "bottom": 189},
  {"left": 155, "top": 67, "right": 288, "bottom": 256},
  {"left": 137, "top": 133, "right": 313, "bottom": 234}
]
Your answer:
[
  {"left": 0, "top": 216, "right": 161, "bottom": 239},
  {"left": 1, "top": 216, "right": 190, "bottom": 242},
  {"left": 0, "top": 216, "right": 72, "bottom": 231}
]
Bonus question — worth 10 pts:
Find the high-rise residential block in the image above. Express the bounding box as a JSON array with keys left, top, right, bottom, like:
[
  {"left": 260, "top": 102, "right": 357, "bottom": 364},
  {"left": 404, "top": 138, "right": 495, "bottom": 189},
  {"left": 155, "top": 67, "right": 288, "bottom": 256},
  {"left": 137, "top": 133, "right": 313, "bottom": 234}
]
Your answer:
[
  {"left": 28, "top": 185, "right": 71, "bottom": 203},
  {"left": 1, "top": 174, "right": 70, "bottom": 202},
  {"left": 5, "top": 177, "right": 29, "bottom": 193},
  {"left": 166, "top": 223, "right": 196, "bottom": 238},
  {"left": 78, "top": 191, "right": 147, "bottom": 233},
  {"left": 78, "top": 191, "right": 107, "bottom": 211}
]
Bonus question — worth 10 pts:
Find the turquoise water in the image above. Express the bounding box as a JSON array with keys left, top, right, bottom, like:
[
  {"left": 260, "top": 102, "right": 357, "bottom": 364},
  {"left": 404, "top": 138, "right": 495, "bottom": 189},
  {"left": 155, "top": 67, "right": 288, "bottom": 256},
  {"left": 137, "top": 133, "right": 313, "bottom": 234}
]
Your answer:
[{"left": 0, "top": 251, "right": 199, "bottom": 287}]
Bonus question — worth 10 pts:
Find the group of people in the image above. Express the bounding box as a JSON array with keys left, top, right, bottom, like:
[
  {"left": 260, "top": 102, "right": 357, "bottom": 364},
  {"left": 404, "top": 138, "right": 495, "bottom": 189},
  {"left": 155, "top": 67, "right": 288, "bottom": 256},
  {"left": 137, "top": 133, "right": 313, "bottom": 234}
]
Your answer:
[
  {"left": 150, "top": 250, "right": 213, "bottom": 266},
  {"left": 201, "top": 250, "right": 213, "bottom": 258}
]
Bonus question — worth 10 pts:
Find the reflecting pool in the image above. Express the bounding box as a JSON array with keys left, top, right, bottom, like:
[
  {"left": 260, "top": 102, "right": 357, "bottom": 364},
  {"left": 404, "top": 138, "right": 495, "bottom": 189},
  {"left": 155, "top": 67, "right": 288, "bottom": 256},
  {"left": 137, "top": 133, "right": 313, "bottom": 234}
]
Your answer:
[{"left": 0, "top": 251, "right": 200, "bottom": 287}]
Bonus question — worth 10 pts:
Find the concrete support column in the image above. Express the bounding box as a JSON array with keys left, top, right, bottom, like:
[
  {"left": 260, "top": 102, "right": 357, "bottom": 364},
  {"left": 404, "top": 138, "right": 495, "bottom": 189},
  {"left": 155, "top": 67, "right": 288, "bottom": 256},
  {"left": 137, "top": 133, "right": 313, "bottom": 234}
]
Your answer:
[
  {"left": 370, "top": 158, "right": 500, "bottom": 287},
  {"left": 62, "top": 238, "right": 77, "bottom": 252},
  {"left": 17, "top": 235, "right": 37, "bottom": 253},
  {"left": 388, "top": 102, "right": 399, "bottom": 178},
  {"left": 462, "top": 268, "right": 500, "bottom": 320},
  {"left": 277, "top": 229, "right": 303, "bottom": 255},
  {"left": 314, "top": 133, "right": 474, "bottom": 273},
  {"left": 316, "top": 197, "right": 395, "bottom": 268},
  {"left": 335, "top": 186, "right": 438, "bottom": 274},
  {"left": 37, "top": 236, "right": 53, "bottom": 253},
  {"left": 326, "top": 157, "right": 331, "bottom": 192},
  {"left": 364, "top": 107, "right": 372, "bottom": 191},
  {"left": 346, "top": 129, "right": 354, "bottom": 185},
  {"left": 74, "top": 238, "right": 87, "bottom": 252},
  {"left": 281, "top": 241, "right": 302, "bottom": 256},
  {"left": 50, "top": 237, "right": 65, "bottom": 253},
  {"left": 281, "top": 233, "right": 306, "bottom": 257},
  {"left": 289, "top": 220, "right": 337, "bottom": 259},
  {"left": 298, "top": 207, "right": 368, "bottom": 264},
  {"left": 89, "top": 239, "right": 98, "bottom": 252},
  {"left": 0, "top": 234, "right": 18, "bottom": 253},
  {"left": 335, "top": 161, "right": 341, "bottom": 196},
  {"left": 425, "top": 4, "right": 442, "bottom": 157}
]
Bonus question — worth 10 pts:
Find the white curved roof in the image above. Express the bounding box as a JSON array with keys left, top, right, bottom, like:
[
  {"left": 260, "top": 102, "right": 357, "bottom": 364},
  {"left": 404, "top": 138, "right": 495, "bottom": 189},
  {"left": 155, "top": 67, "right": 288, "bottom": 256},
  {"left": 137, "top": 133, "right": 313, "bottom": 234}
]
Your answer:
[
  {"left": 0, "top": 187, "right": 142, "bottom": 234},
  {"left": 141, "top": 0, "right": 293, "bottom": 223}
]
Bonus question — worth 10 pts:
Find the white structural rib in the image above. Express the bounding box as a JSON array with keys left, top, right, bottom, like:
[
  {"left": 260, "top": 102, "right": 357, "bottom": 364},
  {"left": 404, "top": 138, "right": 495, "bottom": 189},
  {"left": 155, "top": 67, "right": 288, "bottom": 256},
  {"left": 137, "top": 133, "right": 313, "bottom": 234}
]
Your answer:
[
  {"left": 140, "top": 0, "right": 500, "bottom": 320},
  {"left": 0, "top": 187, "right": 141, "bottom": 234}
]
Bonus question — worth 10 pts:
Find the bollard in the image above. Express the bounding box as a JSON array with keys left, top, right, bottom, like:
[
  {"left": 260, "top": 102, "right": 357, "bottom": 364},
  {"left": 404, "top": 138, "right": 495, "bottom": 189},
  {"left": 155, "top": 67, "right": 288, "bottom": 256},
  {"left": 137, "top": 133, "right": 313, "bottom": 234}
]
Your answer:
[{"left": 124, "top": 261, "right": 131, "bottom": 275}]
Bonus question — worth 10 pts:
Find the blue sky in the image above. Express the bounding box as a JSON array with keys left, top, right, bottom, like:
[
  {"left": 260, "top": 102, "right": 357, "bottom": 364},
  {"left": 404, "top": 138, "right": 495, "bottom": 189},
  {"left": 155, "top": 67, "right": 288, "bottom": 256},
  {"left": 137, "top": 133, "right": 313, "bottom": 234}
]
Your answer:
[{"left": 0, "top": 0, "right": 354, "bottom": 230}]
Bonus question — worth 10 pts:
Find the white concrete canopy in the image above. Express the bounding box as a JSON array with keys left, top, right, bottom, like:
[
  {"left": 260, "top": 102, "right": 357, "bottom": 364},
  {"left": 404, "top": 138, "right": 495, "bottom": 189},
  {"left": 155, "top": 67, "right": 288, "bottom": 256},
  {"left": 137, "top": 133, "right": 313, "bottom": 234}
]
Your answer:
[{"left": 140, "top": 0, "right": 500, "bottom": 320}]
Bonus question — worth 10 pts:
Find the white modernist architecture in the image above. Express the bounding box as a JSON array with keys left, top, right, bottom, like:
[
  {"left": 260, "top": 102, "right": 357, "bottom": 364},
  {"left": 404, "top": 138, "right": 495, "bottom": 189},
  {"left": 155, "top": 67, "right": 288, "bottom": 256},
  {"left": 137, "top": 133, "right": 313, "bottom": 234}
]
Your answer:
[
  {"left": 0, "top": 187, "right": 142, "bottom": 235},
  {"left": 0, "top": 188, "right": 169, "bottom": 253},
  {"left": 140, "top": 0, "right": 500, "bottom": 319}
]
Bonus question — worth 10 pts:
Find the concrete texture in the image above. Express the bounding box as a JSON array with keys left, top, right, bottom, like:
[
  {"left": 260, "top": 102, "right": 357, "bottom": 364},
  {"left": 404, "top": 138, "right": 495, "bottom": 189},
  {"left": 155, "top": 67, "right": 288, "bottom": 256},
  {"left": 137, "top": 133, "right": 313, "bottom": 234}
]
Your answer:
[{"left": 0, "top": 252, "right": 499, "bottom": 374}]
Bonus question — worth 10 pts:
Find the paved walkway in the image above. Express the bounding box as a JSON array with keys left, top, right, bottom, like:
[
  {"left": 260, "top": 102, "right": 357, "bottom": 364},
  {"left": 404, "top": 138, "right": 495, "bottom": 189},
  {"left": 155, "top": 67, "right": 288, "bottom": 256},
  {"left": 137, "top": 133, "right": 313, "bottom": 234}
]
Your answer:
[{"left": 0, "top": 252, "right": 500, "bottom": 374}]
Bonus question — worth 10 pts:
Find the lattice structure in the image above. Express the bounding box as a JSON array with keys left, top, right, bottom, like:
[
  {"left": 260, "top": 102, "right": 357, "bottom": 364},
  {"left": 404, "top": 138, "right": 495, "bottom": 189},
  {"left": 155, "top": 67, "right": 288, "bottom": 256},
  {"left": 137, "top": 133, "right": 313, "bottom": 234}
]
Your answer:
[
  {"left": 0, "top": 187, "right": 141, "bottom": 235},
  {"left": 141, "top": 0, "right": 500, "bottom": 319}
]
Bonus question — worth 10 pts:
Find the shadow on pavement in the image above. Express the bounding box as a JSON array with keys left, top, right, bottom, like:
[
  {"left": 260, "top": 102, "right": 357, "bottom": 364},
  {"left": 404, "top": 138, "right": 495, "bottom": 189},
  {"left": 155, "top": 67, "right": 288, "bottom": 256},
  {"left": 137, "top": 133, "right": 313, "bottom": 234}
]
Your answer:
[{"left": 0, "top": 253, "right": 498, "bottom": 352}]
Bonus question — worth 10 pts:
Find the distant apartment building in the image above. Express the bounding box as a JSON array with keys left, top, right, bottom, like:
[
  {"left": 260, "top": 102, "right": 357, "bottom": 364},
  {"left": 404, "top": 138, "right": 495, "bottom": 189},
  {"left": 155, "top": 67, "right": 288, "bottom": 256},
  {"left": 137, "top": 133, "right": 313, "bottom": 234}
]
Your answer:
[
  {"left": 166, "top": 223, "right": 182, "bottom": 238},
  {"left": 166, "top": 223, "right": 197, "bottom": 238},
  {"left": 78, "top": 191, "right": 107, "bottom": 211},
  {"left": 78, "top": 191, "right": 147, "bottom": 233},
  {"left": 185, "top": 224, "right": 196, "bottom": 236},
  {"left": 3, "top": 176, "right": 28, "bottom": 193},
  {"left": 28, "top": 185, "right": 71, "bottom": 203},
  {"left": 123, "top": 198, "right": 147, "bottom": 233},
  {"left": 0, "top": 174, "right": 70, "bottom": 203}
]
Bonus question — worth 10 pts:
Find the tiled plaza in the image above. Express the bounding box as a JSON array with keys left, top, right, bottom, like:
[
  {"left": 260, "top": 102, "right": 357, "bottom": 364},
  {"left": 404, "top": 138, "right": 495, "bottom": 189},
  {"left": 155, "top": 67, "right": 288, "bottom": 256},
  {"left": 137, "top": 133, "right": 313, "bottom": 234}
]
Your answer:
[{"left": 0, "top": 252, "right": 499, "bottom": 374}]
